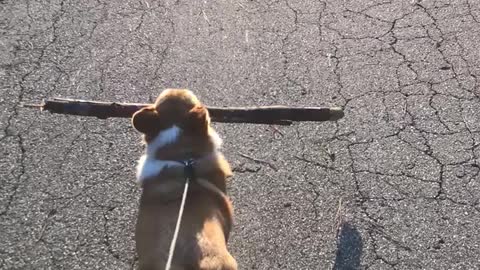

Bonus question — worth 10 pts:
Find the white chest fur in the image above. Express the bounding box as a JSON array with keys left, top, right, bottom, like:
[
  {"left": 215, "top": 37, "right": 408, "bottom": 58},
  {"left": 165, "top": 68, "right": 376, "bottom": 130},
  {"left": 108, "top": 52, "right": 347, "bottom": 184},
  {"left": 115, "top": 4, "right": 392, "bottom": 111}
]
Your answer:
[{"left": 136, "top": 126, "right": 181, "bottom": 183}]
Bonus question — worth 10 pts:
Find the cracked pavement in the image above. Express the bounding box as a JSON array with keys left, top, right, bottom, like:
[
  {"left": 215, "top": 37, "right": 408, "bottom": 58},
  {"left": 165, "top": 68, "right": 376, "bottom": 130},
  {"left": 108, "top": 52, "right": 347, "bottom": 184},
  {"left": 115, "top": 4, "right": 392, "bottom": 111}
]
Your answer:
[{"left": 1, "top": 0, "right": 479, "bottom": 269}]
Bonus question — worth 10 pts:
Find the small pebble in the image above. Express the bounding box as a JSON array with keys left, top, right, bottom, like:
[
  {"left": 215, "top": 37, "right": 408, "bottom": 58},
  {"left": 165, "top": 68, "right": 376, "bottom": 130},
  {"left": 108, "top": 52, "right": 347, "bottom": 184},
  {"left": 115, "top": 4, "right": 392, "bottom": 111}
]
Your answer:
[{"left": 455, "top": 166, "right": 465, "bottom": 178}]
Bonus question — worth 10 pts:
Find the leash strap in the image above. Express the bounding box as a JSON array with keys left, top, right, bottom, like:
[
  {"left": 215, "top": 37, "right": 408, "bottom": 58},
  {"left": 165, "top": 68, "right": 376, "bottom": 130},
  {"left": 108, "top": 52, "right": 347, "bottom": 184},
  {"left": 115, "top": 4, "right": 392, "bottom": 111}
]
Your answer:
[{"left": 165, "top": 160, "right": 195, "bottom": 270}]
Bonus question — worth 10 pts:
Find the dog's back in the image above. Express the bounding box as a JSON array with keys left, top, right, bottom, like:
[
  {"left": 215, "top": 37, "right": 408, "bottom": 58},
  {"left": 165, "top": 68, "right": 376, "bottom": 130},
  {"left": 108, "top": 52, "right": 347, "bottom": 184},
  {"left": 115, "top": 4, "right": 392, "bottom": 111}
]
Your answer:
[{"left": 136, "top": 187, "right": 236, "bottom": 270}]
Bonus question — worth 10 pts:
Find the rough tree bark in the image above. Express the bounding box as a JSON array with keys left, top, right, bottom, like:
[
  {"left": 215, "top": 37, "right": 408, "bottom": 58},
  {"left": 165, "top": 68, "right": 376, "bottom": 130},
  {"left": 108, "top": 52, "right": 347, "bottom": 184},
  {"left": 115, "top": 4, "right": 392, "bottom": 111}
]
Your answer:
[{"left": 24, "top": 98, "right": 344, "bottom": 125}]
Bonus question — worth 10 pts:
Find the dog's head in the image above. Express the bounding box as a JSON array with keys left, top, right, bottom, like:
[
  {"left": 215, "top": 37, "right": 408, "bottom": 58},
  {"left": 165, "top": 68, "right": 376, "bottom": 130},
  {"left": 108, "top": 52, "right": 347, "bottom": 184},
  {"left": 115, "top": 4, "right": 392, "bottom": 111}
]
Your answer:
[{"left": 132, "top": 89, "right": 221, "bottom": 160}]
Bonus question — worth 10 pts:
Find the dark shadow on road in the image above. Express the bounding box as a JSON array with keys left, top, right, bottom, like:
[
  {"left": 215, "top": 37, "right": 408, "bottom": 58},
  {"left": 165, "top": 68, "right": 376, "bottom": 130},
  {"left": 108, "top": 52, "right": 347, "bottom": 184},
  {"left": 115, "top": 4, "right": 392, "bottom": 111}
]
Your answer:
[{"left": 333, "top": 222, "right": 363, "bottom": 270}]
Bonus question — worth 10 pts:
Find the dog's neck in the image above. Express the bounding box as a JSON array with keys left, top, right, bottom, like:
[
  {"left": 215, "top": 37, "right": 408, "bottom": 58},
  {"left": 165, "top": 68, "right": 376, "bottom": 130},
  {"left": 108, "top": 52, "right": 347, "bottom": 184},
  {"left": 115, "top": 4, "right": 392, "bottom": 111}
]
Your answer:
[{"left": 136, "top": 125, "right": 225, "bottom": 185}]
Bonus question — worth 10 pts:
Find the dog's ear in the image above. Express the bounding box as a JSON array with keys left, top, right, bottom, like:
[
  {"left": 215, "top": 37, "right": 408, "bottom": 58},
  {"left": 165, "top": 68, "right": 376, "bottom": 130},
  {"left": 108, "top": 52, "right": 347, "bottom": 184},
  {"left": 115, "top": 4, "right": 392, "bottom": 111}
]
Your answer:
[
  {"left": 132, "top": 107, "right": 159, "bottom": 134},
  {"left": 184, "top": 105, "right": 209, "bottom": 135}
]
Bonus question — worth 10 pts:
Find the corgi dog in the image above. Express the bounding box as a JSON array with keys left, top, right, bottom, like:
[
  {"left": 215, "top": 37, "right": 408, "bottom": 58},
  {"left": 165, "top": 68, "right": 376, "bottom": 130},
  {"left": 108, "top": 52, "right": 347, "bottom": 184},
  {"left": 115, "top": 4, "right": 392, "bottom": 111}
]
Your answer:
[{"left": 132, "top": 89, "right": 237, "bottom": 270}]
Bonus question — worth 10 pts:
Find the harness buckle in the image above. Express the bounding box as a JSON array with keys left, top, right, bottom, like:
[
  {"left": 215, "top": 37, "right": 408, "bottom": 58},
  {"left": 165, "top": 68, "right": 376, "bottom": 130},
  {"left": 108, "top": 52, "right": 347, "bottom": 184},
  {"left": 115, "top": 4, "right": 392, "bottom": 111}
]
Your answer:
[{"left": 183, "top": 159, "right": 196, "bottom": 180}]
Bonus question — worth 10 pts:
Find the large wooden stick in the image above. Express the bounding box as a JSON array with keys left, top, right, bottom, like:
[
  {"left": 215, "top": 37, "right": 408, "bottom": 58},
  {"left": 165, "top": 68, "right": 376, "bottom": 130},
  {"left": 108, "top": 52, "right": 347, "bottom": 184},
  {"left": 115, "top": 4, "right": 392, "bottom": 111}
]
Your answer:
[{"left": 23, "top": 98, "right": 344, "bottom": 125}]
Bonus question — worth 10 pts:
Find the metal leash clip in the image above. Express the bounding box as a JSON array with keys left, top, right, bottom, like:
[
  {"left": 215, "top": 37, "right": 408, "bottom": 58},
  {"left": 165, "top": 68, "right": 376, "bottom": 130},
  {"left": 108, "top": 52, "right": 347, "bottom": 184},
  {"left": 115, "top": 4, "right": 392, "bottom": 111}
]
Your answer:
[{"left": 183, "top": 159, "right": 196, "bottom": 181}]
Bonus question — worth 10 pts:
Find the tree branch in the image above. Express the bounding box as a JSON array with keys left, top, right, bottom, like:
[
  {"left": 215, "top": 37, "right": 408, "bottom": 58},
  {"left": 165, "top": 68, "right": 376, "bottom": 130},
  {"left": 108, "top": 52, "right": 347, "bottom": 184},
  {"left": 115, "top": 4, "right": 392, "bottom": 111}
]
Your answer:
[{"left": 23, "top": 98, "right": 344, "bottom": 125}]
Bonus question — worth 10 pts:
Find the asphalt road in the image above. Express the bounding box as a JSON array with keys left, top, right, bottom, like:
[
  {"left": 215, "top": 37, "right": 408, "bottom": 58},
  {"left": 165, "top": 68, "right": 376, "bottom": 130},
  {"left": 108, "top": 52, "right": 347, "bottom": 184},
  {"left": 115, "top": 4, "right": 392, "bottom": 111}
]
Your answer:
[{"left": 1, "top": 0, "right": 480, "bottom": 269}]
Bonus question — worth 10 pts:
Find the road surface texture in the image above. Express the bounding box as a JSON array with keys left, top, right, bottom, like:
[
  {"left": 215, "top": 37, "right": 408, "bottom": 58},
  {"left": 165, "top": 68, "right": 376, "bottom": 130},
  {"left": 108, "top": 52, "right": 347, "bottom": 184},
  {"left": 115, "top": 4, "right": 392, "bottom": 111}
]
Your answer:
[{"left": 1, "top": 0, "right": 480, "bottom": 269}]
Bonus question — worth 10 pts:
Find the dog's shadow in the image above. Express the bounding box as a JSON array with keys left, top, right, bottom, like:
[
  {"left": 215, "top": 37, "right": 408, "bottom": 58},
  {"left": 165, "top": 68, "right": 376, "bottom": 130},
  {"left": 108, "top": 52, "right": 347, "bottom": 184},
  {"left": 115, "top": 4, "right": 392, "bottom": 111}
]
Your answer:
[{"left": 332, "top": 222, "right": 363, "bottom": 270}]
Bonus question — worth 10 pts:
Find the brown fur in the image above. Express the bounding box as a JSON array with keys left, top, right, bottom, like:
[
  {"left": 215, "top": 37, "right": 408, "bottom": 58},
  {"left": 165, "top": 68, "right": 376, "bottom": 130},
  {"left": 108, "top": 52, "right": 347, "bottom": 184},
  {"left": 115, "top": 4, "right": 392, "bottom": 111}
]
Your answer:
[{"left": 133, "top": 89, "right": 237, "bottom": 270}]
